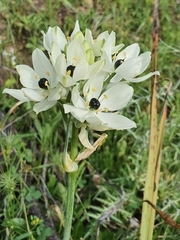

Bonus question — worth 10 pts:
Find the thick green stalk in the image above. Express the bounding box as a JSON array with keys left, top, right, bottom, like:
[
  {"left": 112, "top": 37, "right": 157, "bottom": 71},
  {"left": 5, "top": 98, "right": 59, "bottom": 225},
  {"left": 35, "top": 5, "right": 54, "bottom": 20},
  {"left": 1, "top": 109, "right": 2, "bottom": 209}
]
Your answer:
[{"left": 63, "top": 124, "right": 78, "bottom": 240}]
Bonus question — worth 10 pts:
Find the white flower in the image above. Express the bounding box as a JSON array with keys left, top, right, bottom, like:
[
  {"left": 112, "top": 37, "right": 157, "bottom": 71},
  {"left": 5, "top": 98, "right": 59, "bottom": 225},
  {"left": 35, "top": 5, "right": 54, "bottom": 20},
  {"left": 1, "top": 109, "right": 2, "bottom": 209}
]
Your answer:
[
  {"left": 102, "top": 43, "right": 160, "bottom": 82},
  {"left": 42, "top": 20, "right": 80, "bottom": 53},
  {"left": 3, "top": 48, "right": 65, "bottom": 114},
  {"left": 85, "top": 29, "right": 124, "bottom": 57},
  {"left": 53, "top": 38, "right": 89, "bottom": 87},
  {"left": 102, "top": 43, "right": 139, "bottom": 73},
  {"left": 63, "top": 73, "right": 136, "bottom": 131},
  {"left": 52, "top": 38, "right": 105, "bottom": 87}
]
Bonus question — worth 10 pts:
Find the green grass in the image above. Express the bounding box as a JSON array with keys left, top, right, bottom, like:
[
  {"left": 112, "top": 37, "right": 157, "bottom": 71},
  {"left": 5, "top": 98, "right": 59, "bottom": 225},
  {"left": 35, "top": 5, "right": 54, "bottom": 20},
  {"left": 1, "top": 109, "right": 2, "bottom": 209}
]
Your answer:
[{"left": 0, "top": 0, "right": 180, "bottom": 239}]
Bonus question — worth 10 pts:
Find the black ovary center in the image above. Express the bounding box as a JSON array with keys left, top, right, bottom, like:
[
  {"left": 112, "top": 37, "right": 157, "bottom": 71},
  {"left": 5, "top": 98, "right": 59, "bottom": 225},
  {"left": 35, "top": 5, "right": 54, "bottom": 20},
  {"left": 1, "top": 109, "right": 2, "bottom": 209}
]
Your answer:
[
  {"left": 89, "top": 98, "right": 100, "bottom": 110},
  {"left": 114, "top": 59, "right": 124, "bottom": 69},
  {"left": 66, "top": 65, "right": 76, "bottom": 77},
  {"left": 38, "top": 78, "right": 49, "bottom": 89}
]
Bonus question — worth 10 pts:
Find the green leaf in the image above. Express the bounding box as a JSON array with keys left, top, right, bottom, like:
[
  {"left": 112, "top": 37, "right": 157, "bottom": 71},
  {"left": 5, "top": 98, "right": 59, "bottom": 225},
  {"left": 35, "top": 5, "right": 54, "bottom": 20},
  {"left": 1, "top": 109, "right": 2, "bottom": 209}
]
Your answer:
[
  {"left": 4, "top": 78, "right": 16, "bottom": 88},
  {"left": 25, "top": 186, "right": 41, "bottom": 202},
  {"left": 14, "top": 232, "right": 32, "bottom": 240}
]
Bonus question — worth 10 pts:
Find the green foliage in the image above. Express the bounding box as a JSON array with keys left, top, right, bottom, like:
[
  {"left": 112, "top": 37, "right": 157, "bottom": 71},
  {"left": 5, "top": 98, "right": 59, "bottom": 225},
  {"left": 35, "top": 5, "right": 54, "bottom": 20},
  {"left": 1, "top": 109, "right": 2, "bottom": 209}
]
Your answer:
[
  {"left": 24, "top": 186, "right": 42, "bottom": 202},
  {"left": 0, "top": 0, "right": 180, "bottom": 239}
]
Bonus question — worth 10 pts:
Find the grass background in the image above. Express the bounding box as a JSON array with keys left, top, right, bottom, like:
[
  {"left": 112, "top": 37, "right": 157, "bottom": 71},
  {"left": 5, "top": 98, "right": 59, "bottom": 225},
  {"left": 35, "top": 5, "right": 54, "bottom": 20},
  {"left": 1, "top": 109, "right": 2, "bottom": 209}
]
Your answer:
[{"left": 0, "top": 0, "right": 180, "bottom": 239}]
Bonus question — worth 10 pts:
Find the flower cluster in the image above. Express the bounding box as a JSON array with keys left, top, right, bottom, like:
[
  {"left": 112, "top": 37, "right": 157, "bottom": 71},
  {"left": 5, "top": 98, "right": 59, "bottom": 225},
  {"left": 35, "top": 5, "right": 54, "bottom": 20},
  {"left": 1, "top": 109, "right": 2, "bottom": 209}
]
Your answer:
[{"left": 3, "top": 21, "right": 159, "bottom": 132}]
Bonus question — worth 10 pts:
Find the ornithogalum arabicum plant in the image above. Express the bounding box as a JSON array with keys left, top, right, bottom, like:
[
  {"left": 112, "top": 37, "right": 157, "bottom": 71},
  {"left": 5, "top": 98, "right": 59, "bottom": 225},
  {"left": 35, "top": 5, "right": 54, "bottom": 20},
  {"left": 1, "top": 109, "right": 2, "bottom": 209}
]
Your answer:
[{"left": 3, "top": 20, "right": 159, "bottom": 239}]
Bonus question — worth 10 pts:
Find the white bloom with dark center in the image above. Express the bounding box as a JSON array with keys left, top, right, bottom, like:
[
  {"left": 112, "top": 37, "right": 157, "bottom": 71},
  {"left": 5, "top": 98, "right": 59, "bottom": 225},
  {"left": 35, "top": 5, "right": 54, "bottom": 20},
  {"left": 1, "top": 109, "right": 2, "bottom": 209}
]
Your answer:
[
  {"left": 3, "top": 48, "right": 65, "bottom": 114},
  {"left": 102, "top": 43, "right": 160, "bottom": 82},
  {"left": 63, "top": 73, "right": 136, "bottom": 131},
  {"left": 53, "top": 38, "right": 105, "bottom": 87}
]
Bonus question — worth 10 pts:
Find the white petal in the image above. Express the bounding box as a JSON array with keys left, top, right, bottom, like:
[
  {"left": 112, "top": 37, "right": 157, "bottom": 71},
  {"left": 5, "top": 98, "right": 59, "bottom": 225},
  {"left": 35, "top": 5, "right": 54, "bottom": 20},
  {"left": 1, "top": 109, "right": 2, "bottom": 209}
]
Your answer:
[
  {"left": 67, "top": 39, "right": 85, "bottom": 64},
  {"left": 86, "top": 59, "right": 106, "bottom": 78},
  {"left": 55, "top": 54, "right": 67, "bottom": 76},
  {"left": 21, "top": 88, "right": 46, "bottom": 101},
  {"left": 124, "top": 71, "right": 160, "bottom": 82},
  {"left": 42, "top": 26, "right": 67, "bottom": 52},
  {"left": 117, "top": 43, "right": 140, "bottom": 59},
  {"left": 50, "top": 42, "right": 62, "bottom": 65},
  {"left": 71, "top": 85, "right": 86, "bottom": 108},
  {"left": 97, "top": 31, "right": 109, "bottom": 40},
  {"left": 103, "top": 31, "right": 116, "bottom": 55},
  {"left": 64, "top": 153, "right": 78, "bottom": 172},
  {"left": 73, "top": 60, "right": 89, "bottom": 81},
  {"left": 86, "top": 115, "right": 109, "bottom": 131},
  {"left": 71, "top": 20, "right": 80, "bottom": 39},
  {"left": 3, "top": 89, "right": 30, "bottom": 102},
  {"left": 32, "top": 48, "right": 57, "bottom": 87},
  {"left": 63, "top": 104, "right": 89, "bottom": 122},
  {"left": 99, "top": 83, "right": 133, "bottom": 111},
  {"left": 33, "top": 99, "right": 57, "bottom": 114},
  {"left": 93, "top": 39, "right": 105, "bottom": 56},
  {"left": 136, "top": 52, "right": 151, "bottom": 74},
  {"left": 53, "top": 26, "right": 67, "bottom": 51},
  {"left": 85, "top": 29, "right": 94, "bottom": 47},
  {"left": 42, "top": 27, "right": 52, "bottom": 52},
  {"left": 48, "top": 86, "right": 62, "bottom": 101},
  {"left": 16, "top": 65, "right": 39, "bottom": 89},
  {"left": 102, "top": 50, "right": 114, "bottom": 72},
  {"left": 112, "top": 44, "right": 124, "bottom": 54},
  {"left": 78, "top": 126, "right": 94, "bottom": 150},
  {"left": 63, "top": 76, "right": 76, "bottom": 87},
  {"left": 96, "top": 112, "right": 136, "bottom": 130},
  {"left": 110, "top": 74, "right": 123, "bottom": 83},
  {"left": 83, "top": 73, "right": 106, "bottom": 100}
]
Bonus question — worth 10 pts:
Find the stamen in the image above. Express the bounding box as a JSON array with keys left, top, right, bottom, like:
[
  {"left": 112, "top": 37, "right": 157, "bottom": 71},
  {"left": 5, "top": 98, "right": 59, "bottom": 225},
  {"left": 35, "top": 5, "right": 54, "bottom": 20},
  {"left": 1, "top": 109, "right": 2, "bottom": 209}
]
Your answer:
[
  {"left": 92, "top": 87, "right": 97, "bottom": 92},
  {"left": 84, "top": 92, "right": 89, "bottom": 97},
  {"left": 34, "top": 74, "right": 39, "bottom": 79},
  {"left": 46, "top": 71, "right": 50, "bottom": 76},
  {"left": 112, "top": 50, "right": 119, "bottom": 60},
  {"left": 123, "top": 52, "right": 126, "bottom": 57},
  {"left": 95, "top": 108, "right": 102, "bottom": 114},
  {"left": 112, "top": 55, "right": 117, "bottom": 60}
]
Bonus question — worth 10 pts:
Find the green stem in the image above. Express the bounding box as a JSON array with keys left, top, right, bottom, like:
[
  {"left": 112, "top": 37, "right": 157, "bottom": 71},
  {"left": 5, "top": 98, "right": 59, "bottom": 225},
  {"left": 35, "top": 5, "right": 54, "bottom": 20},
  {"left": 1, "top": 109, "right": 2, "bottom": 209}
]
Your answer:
[
  {"left": 63, "top": 124, "right": 78, "bottom": 240},
  {"left": 103, "top": 72, "right": 116, "bottom": 88},
  {"left": 63, "top": 172, "right": 76, "bottom": 240}
]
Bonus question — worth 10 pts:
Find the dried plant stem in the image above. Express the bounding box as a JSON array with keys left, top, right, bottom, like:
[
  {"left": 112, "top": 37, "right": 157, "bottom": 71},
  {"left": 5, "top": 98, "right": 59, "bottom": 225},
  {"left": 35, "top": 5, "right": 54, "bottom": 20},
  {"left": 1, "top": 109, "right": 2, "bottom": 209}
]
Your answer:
[{"left": 140, "top": 0, "right": 159, "bottom": 239}]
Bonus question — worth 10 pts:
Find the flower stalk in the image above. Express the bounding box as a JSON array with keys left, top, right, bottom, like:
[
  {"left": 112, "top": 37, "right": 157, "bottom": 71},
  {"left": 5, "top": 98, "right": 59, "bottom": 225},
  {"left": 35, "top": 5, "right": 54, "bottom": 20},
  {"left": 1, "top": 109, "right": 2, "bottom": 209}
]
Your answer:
[{"left": 63, "top": 124, "right": 78, "bottom": 240}]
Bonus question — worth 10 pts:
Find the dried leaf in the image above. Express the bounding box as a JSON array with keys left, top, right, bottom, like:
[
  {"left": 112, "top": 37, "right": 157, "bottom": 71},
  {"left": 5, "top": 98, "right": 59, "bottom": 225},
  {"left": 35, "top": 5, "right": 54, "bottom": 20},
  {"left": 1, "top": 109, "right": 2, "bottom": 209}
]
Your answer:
[
  {"left": 76, "top": 133, "right": 107, "bottom": 161},
  {"left": 143, "top": 200, "right": 180, "bottom": 230}
]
